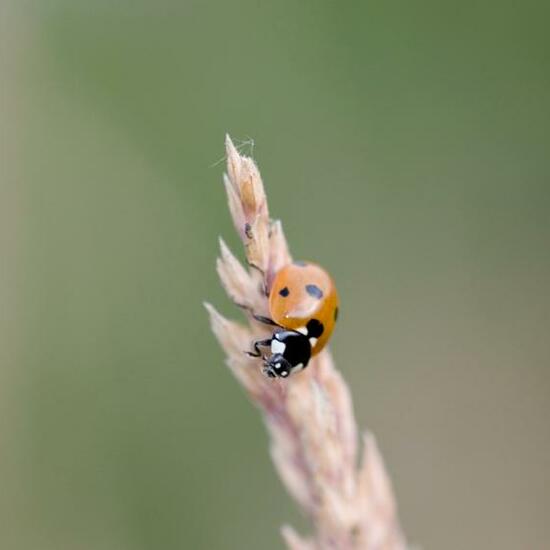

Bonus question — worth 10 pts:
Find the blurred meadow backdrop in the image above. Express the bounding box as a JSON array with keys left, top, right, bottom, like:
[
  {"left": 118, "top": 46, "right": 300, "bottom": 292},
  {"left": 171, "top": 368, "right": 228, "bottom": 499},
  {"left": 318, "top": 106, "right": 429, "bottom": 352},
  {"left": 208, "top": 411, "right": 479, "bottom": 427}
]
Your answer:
[{"left": 2, "top": 1, "right": 549, "bottom": 549}]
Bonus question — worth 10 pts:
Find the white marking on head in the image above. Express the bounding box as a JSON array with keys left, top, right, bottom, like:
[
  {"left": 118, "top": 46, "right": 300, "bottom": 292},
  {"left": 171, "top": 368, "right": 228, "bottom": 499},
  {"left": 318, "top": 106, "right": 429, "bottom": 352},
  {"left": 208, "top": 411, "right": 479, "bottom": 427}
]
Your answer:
[
  {"left": 296, "top": 326, "right": 308, "bottom": 335},
  {"left": 275, "top": 363, "right": 281, "bottom": 369},
  {"left": 271, "top": 339, "right": 286, "bottom": 354},
  {"left": 309, "top": 337, "right": 318, "bottom": 347},
  {"left": 281, "top": 371, "right": 289, "bottom": 377}
]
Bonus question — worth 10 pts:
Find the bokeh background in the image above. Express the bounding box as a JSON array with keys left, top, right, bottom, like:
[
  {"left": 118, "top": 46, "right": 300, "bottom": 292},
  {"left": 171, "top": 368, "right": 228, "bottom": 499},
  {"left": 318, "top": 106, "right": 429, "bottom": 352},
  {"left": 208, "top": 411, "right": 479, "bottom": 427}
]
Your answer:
[{"left": 2, "top": 1, "right": 549, "bottom": 549}]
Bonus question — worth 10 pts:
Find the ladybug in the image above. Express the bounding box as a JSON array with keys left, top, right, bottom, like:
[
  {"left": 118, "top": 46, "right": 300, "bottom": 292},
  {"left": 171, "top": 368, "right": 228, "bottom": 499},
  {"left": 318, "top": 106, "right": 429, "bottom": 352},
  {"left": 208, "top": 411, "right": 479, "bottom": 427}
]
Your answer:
[{"left": 248, "top": 261, "right": 339, "bottom": 378}]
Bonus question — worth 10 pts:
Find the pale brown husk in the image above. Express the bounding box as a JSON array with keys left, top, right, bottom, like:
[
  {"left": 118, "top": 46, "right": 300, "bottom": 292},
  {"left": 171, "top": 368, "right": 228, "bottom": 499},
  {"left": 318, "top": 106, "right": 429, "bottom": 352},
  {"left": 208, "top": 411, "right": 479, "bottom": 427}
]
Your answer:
[{"left": 205, "top": 136, "right": 407, "bottom": 550}]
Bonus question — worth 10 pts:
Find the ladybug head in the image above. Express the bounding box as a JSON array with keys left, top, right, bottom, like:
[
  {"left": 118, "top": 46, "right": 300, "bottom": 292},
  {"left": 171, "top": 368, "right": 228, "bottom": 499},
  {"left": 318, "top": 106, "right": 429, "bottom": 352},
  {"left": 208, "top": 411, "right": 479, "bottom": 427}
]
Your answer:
[{"left": 263, "top": 354, "right": 293, "bottom": 378}]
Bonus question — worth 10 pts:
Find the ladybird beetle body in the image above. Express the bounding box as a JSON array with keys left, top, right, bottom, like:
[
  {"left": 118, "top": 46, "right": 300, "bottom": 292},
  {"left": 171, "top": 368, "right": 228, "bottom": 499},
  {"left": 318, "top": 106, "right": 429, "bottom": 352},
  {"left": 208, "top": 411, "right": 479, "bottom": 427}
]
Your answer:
[{"left": 249, "top": 261, "right": 339, "bottom": 378}]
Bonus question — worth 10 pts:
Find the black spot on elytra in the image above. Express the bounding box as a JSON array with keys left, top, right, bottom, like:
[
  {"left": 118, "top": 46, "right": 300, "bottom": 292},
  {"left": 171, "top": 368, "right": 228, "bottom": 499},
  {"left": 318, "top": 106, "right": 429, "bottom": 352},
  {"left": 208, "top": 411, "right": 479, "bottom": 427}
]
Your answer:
[
  {"left": 334, "top": 307, "right": 339, "bottom": 321},
  {"left": 279, "top": 286, "right": 290, "bottom": 297},
  {"left": 306, "top": 319, "right": 324, "bottom": 338},
  {"left": 293, "top": 260, "right": 307, "bottom": 267},
  {"left": 244, "top": 223, "right": 253, "bottom": 239},
  {"left": 305, "top": 284, "right": 323, "bottom": 299}
]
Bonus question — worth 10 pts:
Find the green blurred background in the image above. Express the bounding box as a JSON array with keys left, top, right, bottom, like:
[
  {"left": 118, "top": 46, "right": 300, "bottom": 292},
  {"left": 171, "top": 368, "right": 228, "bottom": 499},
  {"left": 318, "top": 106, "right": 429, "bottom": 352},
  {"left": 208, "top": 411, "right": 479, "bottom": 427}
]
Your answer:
[{"left": 2, "top": 1, "right": 549, "bottom": 549}]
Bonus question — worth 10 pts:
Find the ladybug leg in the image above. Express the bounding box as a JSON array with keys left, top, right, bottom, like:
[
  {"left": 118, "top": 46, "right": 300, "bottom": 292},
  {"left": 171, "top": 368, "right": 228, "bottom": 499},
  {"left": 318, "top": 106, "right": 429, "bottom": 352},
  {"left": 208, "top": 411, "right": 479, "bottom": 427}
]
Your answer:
[
  {"left": 251, "top": 313, "right": 280, "bottom": 326},
  {"left": 247, "top": 261, "right": 265, "bottom": 278},
  {"left": 247, "top": 261, "right": 270, "bottom": 295},
  {"left": 234, "top": 302, "right": 281, "bottom": 327},
  {"left": 259, "top": 281, "right": 269, "bottom": 297},
  {"left": 246, "top": 338, "right": 272, "bottom": 358},
  {"left": 244, "top": 225, "right": 268, "bottom": 294}
]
